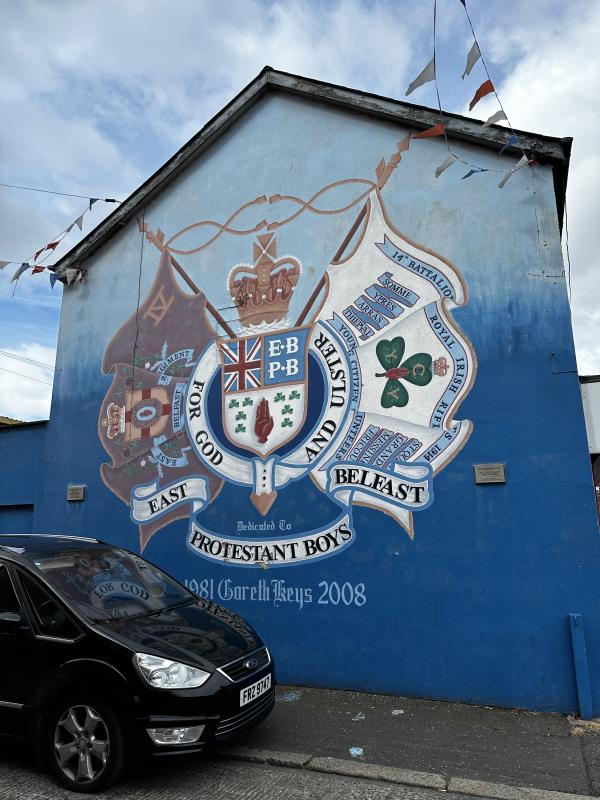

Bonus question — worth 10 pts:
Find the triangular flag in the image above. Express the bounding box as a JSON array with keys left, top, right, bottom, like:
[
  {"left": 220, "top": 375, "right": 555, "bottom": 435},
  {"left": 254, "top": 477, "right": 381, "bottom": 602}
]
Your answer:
[
  {"left": 0, "top": 260, "right": 10, "bottom": 269},
  {"left": 89, "top": 198, "right": 98, "bottom": 211},
  {"left": 435, "top": 154, "right": 458, "bottom": 178},
  {"left": 462, "top": 42, "right": 481, "bottom": 79},
  {"left": 11, "top": 263, "right": 30, "bottom": 282},
  {"left": 412, "top": 123, "right": 445, "bottom": 139},
  {"left": 405, "top": 58, "right": 435, "bottom": 96},
  {"left": 32, "top": 265, "right": 46, "bottom": 274},
  {"left": 65, "top": 223, "right": 75, "bottom": 234},
  {"left": 462, "top": 168, "right": 488, "bottom": 180},
  {"left": 469, "top": 79, "right": 494, "bottom": 110},
  {"left": 46, "top": 241, "right": 60, "bottom": 251},
  {"left": 498, "top": 133, "right": 519, "bottom": 158},
  {"left": 34, "top": 246, "right": 46, "bottom": 260},
  {"left": 498, "top": 155, "right": 529, "bottom": 188},
  {"left": 49, "top": 273, "right": 60, "bottom": 289},
  {"left": 65, "top": 267, "right": 79, "bottom": 286},
  {"left": 482, "top": 110, "right": 507, "bottom": 129},
  {"left": 74, "top": 214, "right": 84, "bottom": 231}
]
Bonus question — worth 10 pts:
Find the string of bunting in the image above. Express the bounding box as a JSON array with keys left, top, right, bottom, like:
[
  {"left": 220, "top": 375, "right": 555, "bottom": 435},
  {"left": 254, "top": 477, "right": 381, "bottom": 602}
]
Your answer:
[
  {"left": 401, "top": 0, "right": 533, "bottom": 187},
  {"left": 0, "top": 193, "right": 119, "bottom": 288}
]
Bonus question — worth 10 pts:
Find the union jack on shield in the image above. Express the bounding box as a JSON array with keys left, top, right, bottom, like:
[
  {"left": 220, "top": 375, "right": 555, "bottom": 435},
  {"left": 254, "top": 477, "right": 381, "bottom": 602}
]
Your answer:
[
  {"left": 218, "top": 327, "right": 310, "bottom": 458},
  {"left": 220, "top": 337, "right": 262, "bottom": 393}
]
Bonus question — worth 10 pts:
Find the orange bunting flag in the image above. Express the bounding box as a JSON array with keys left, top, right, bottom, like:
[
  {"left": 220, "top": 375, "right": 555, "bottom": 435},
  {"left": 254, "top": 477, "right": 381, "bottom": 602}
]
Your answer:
[
  {"left": 412, "top": 123, "right": 445, "bottom": 139},
  {"left": 469, "top": 79, "right": 494, "bottom": 111}
]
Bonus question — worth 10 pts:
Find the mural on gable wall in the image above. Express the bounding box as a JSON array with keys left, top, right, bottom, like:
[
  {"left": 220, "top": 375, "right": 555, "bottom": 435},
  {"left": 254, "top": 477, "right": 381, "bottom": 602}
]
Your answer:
[{"left": 98, "top": 152, "right": 477, "bottom": 567}]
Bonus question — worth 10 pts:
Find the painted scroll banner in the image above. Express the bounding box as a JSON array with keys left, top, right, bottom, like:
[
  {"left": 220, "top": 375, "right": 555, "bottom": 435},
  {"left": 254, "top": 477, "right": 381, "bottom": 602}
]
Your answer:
[
  {"left": 187, "top": 513, "right": 353, "bottom": 566},
  {"left": 131, "top": 476, "right": 209, "bottom": 524}
]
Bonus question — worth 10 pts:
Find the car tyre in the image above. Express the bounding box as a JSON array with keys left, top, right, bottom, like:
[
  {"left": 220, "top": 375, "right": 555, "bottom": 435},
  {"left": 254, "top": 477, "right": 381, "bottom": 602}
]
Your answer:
[{"left": 47, "top": 695, "right": 126, "bottom": 793}]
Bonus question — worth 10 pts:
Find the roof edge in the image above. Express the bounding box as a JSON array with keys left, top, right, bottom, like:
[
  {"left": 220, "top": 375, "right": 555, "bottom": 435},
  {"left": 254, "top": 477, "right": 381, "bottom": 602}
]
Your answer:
[{"left": 52, "top": 67, "right": 572, "bottom": 276}]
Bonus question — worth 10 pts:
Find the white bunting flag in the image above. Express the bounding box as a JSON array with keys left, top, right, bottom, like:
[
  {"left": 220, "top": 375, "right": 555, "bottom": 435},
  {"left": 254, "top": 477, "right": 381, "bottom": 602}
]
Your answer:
[
  {"left": 434, "top": 154, "right": 458, "bottom": 178},
  {"left": 74, "top": 214, "right": 84, "bottom": 231},
  {"left": 498, "top": 155, "right": 529, "bottom": 188},
  {"left": 11, "top": 263, "right": 29, "bottom": 282},
  {"left": 482, "top": 110, "right": 507, "bottom": 129},
  {"left": 405, "top": 58, "right": 435, "bottom": 96},
  {"left": 0, "top": 260, "right": 10, "bottom": 270},
  {"left": 462, "top": 42, "right": 481, "bottom": 79},
  {"left": 65, "top": 267, "right": 80, "bottom": 286}
]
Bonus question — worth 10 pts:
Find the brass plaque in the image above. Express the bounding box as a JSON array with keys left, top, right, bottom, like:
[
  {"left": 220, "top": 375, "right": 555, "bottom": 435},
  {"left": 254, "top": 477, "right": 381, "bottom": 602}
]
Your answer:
[
  {"left": 473, "top": 463, "right": 506, "bottom": 484},
  {"left": 67, "top": 485, "right": 86, "bottom": 502}
]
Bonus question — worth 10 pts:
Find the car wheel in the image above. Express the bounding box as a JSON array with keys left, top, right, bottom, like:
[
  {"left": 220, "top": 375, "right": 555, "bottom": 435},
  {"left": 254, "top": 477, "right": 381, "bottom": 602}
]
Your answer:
[{"left": 47, "top": 696, "right": 126, "bottom": 793}]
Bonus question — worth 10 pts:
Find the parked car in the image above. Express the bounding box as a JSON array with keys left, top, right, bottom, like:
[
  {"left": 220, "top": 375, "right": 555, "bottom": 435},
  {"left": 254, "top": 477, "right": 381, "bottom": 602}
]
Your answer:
[{"left": 0, "top": 534, "right": 275, "bottom": 792}]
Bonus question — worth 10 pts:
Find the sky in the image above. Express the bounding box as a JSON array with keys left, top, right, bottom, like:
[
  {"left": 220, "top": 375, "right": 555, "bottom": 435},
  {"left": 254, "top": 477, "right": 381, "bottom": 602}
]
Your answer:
[{"left": 0, "top": 0, "right": 598, "bottom": 421}]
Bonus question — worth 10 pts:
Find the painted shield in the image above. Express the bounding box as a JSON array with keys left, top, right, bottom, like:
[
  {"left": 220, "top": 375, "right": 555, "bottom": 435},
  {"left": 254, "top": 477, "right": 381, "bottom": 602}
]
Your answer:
[{"left": 219, "top": 325, "right": 311, "bottom": 458}]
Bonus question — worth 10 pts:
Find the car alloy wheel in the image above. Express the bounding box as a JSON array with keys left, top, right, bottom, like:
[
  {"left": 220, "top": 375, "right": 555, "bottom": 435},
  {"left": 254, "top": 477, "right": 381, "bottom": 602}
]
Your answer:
[{"left": 53, "top": 704, "right": 110, "bottom": 786}]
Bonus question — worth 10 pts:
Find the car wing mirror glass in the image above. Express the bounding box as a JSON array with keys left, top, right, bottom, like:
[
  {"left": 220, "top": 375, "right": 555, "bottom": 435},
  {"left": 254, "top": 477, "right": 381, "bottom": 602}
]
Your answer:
[{"left": 0, "top": 611, "right": 22, "bottom": 625}]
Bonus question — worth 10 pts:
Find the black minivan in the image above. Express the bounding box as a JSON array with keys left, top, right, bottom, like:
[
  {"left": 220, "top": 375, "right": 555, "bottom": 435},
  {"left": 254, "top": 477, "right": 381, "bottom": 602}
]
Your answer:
[{"left": 0, "top": 534, "right": 275, "bottom": 792}]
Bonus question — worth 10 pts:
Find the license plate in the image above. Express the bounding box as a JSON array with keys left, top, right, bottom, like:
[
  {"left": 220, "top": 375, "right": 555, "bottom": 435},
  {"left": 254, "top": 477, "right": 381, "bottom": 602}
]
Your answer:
[{"left": 240, "top": 673, "right": 271, "bottom": 707}]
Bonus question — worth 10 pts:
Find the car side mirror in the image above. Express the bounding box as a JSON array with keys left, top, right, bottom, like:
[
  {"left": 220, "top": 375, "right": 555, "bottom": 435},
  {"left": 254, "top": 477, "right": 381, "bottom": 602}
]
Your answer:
[{"left": 0, "top": 611, "right": 22, "bottom": 626}]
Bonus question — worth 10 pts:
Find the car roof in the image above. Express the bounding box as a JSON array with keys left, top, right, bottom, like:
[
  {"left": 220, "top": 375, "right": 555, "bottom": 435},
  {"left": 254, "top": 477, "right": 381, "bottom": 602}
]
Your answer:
[{"left": 0, "top": 534, "right": 104, "bottom": 561}]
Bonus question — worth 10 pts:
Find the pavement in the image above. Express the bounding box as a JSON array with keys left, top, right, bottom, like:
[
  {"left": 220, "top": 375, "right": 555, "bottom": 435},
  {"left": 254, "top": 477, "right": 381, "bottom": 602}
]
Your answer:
[
  {"left": 2, "top": 684, "right": 600, "bottom": 799},
  {"left": 224, "top": 684, "right": 600, "bottom": 796}
]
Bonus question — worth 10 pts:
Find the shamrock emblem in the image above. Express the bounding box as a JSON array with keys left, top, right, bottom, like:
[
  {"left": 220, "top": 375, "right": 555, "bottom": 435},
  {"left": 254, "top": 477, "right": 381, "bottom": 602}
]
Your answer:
[
  {"left": 242, "top": 397, "right": 253, "bottom": 407},
  {"left": 235, "top": 423, "right": 246, "bottom": 433},
  {"left": 274, "top": 392, "right": 286, "bottom": 402},
  {"left": 375, "top": 336, "right": 432, "bottom": 408},
  {"left": 281, "top": 404, "right": 293, "bottom": 415},
  {"left": 281, "top": 418, "right": 293, "bottom": 428},
  {"left": 235, "top": 411, "right": 246, "bottom": 421},
  {"left": 288, "top": 390, "right": 301, "bottom": 400},
  {"left": 228, "top": 398, "right": 240, "bottom": 409}
]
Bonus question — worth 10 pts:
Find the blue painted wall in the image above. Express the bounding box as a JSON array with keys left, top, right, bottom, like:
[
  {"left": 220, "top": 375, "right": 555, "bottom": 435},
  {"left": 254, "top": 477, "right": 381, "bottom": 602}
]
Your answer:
[{"left": 1, "top": 92, "right": 598, "bottom": 714}]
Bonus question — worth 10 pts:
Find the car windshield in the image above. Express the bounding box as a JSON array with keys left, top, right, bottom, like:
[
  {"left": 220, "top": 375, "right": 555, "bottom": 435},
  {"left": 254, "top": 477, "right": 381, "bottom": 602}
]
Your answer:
[{"left": 30, "top": 547, "right": 193, "bottom": 621}]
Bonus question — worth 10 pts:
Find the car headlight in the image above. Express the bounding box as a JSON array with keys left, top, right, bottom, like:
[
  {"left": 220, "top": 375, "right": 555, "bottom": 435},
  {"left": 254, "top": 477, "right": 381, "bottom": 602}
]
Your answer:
[{"left": 134, "top": 653, "right": 211, "bottom": 689}]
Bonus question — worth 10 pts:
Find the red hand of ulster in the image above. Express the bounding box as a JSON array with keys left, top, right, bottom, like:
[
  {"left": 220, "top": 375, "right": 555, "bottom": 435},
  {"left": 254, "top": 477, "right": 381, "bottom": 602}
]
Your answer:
[{"left": 255, "top": 398, "right": 274, "bottom": 444}]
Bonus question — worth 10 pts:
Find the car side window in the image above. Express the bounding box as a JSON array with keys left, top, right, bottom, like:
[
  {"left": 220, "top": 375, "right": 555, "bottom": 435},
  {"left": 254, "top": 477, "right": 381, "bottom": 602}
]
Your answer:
[
  {"left": 19, "top": 571, "right": 80, "bottom": 640},
  {"left": 0, "top": 565, "right": 19, "bottom": 613}
]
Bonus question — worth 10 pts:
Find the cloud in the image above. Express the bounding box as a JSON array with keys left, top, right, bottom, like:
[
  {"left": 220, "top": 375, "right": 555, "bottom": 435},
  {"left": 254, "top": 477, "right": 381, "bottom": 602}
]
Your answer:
[
  {"left": 0, "top": 344, "right": 56, "bottom": 421},
  {"left": 472, "top": 1, "right": 600, "bottom": 372}
]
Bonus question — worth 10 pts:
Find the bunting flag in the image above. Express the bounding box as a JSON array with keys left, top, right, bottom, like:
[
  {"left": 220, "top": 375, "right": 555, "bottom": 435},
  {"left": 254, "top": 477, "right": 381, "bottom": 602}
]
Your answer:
[
  {"left": 74, "top": 213, "right": 84, "bottom": 230},
  {"left": 497, "top": 133, "right": 519, "bottom": 158},
  {"left": 498, "top": 155, "right": 529, "bottom": 188},
  {"left": 65, "top": 267, "right": 83, "bottom": 286},
  {"left": 0, "top": 260, "right": 9, "bottom": 269},
  {"left": 11, "top": 263, "right": 30, "bottom": 282},
  {"left": 469, "top": 79, "right": 494, "bottom": 110},
  {"left": 412, "top": 123, "right": 445, "bottom": 139},
  {"left": 435, "top": 154, "right": 458, "bottom": 177},
  {"left": 482, "top": 110, "right": 507, "bottom": 129},
  {"left": 405, "top": 57, "right": 436, "bottom": 96},
  {"left": 89, "top": 198, "right": 98, "bottom": 211},
  {"left": 462, "top": 42, "right": 481, "bottom": 79},
  {"left": 462, "top": 168, "right": 488, "bottom": 180},
  {"left": 32, "top": 265, "right": 45, "bottom": 275},
  {"left": 49, "top": 273, "right": 60, "bottom": 289}
]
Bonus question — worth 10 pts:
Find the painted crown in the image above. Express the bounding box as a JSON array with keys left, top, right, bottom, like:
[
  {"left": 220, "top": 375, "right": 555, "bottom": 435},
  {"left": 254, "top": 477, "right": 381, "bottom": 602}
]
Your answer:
[{"left": 229, "top": 233, "right": 301, "bottom": 327}]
